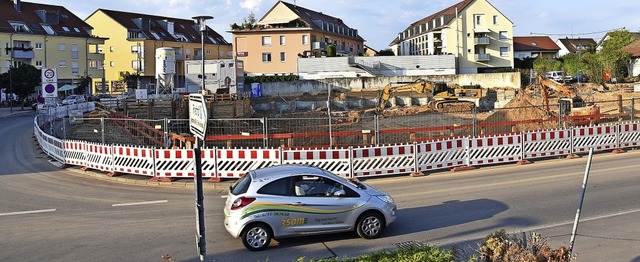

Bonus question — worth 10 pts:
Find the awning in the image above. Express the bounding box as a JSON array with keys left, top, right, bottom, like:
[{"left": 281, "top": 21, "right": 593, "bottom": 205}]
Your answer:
[
  {"left": 473, "top": 27, "right": 491, "bottom": 33},
  {"left": 256, "top": 18, "right": 296, "bottom": 25},
  {"left": 58, "top": 84, "right": 78, "bottom": 92}
]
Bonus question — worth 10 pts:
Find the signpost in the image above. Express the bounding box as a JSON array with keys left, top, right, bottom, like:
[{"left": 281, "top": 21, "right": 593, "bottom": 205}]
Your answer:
[
  {"left": 41, "top": 68, "right": 58, "bottom": 98},
  {"left": 189, "top": 93, "right": 207, "bottom": 261}
]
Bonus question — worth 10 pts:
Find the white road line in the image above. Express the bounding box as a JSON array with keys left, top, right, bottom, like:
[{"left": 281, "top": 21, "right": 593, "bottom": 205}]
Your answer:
[
  {"left": 0, "top": 209, "right": 57, "bottom": 217},
  {"left": 112, "top": 200, "right": 168, "bottom": 207}
]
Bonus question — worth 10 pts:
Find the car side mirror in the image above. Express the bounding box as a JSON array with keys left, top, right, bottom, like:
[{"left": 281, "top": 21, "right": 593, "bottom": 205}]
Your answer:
[{"left": 333, "top": 189, "right": 346, "bottom": 197}]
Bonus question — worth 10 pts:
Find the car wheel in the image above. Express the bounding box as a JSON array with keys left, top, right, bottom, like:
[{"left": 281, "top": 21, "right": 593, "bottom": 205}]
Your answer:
[
  {"left": 356, "top": 212, "right": 384, "bottom": 239},
  {"left": 241, "top": 223, "right": 272, "bottom": 251}
]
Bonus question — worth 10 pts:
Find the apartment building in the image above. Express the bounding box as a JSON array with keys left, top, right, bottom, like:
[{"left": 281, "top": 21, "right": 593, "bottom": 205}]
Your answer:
[
  {"left": 513, "top": 36, "right": 560, "bottom": 60},
  {"left": 0, "top": 0, "right": 105, "bottom": 95},
  {"left": 390, "top": 0, "right": 513, "bottom": 74},
  {"left": 85, "top": 9, "right": 232, "bottom": 95},
  {"left": 231, "top": 0, "right": 365, "bottom": 76}
]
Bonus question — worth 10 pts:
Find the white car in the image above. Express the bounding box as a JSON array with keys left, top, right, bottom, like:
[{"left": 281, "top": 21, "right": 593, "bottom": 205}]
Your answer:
[
  {"left": 224, "top": 164, "right": 397, "bottom": 251},
  {"left": 61, "top": 95, "right": 86, "bottom": 105},
  {"left": 545, "top": 71, "right": 574, "bottom": 83}
]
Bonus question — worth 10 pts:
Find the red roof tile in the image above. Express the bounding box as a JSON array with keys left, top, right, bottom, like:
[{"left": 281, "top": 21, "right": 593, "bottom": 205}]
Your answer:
[{"left": 513, "top": 36, "right": 560, "bottom": 52}]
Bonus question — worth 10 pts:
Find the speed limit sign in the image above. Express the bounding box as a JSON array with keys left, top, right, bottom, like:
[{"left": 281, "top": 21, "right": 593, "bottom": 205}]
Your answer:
[{"left": 41, "top": 68, "right": 58, "bottom": 98}]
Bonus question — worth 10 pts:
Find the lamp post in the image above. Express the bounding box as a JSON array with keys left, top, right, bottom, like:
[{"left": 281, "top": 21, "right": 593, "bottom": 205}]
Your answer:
[
  {"left": 191, "top": 15, "right": 212, "bottom": 262},
  {"left": 193, "top": 15, "right": 213, "bottom": 94}
]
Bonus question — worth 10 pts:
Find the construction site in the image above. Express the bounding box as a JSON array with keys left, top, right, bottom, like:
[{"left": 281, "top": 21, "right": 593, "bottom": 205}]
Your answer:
[{"left": 54, "top": 77, "right": 640, "bottom": 148}]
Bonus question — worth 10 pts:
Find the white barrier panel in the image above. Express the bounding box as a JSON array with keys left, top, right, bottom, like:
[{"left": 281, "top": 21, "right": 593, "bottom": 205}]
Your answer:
[
  {"left": 154, "top": 149, "right": 195, "bottom": 178},
  {"left": 215, "top": 148, "right": 280, "bottom": 178},
  {"left": 64, "top": 140, "right": 86, "bottom": 166},
  {"left": 84, "top": 142, "right": 114, "bottom": 172},
  {"left": 523, "top": 129, "right": 572, "bottom": 159},
  {"left": 618, "top": 122, "right": 640, "bottom": 148},
  {"left": 572, "top": 125, "right": 617, "bottom": 154},
  {"left": 352, "top": 144, "right": 415, "bottom": 178},
  {"left": 34, "top": 119, "right": 66, "bottom": 163},
  {"left": 468, "top": 134, "right": 521, "bottom": 166},
  {"left": 201, "top": 149, "right": 217, "bottom": 178},
  {"left": 282, "top": 148, "right": 351, "bottom": 178},
  {"left": 112, "top": 146, "right": 155, "bottom": 177},
  {"left": 415, "top": 137, "right": 467, "bottom": 171}
]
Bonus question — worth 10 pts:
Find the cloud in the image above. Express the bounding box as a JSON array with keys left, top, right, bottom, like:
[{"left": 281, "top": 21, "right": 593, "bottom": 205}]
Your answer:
[{"left": 239, "top": 0, "right": 262, "bottom": 11}]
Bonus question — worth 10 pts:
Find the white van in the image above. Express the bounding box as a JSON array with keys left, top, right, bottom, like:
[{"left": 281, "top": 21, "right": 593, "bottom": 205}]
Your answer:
[{"left": 545, "top": 71, "right": 574, "bottom": 82}]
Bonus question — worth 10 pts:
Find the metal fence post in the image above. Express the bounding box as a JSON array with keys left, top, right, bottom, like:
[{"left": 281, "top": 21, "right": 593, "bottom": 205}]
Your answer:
[
  {"left": 632, "top": 98, "right": 635, "bottom": 123},
  {"left": 262, "top": 117, "right": 268, "bottom": 148},
  {"left": 101, "top": 117, "right": 105, "bottom": 144},
  {"left": 375, "top": 114, "right": 380, "bottom": 146},
  {"left": 473, "top": 107, "right": 477, "bottom": 137}
]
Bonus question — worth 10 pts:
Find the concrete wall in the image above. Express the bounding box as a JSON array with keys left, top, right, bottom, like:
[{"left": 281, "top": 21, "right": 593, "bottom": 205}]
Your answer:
[{"left": 255, "top": 72, "right": 521, "bottom": 97}]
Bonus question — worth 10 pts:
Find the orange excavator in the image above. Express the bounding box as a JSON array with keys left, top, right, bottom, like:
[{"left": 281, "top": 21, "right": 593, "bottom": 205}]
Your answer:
[{"left": 538, "top": 75, "right": 600, "bottom": 126}]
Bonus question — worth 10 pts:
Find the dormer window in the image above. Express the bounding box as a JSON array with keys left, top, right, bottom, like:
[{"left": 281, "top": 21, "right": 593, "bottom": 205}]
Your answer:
[
  {"left": 531, "top": 42, "right": 537, "bottom": 46},
  {"left": 10, "top": 22, "right": 31, "bottom": 33}
]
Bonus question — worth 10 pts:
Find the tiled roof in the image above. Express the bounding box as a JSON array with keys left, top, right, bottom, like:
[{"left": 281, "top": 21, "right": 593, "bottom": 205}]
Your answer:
[
  {"left": 97, "top": 9, "right": 229, "bottom": 45},
  {"left": 0, "top": 0, "right": 94, "bottom": 37},
  {"left": 275, "top": 1, "right": 364, "bottom": 41},
  {"left": 557, "top": 38, "right": 596, "bottom": 53},
  {"left": 513, "top": 36, "right": 560, "bottom": 52},
  {"left": 408, "top": 0, "right": 473, "bottom": 30},
  {"left": 622, "top": 40, "right": 640, "bottom": 57}
]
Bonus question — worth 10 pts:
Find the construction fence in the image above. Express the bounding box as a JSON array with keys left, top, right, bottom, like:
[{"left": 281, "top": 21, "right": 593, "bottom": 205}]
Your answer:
[{"left": 51, "top": 97, "right": 640, "bottom": 149}]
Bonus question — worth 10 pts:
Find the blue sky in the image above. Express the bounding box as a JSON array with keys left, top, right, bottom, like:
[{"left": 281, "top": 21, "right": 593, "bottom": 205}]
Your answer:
[{"left": 34, "top": 0, "right": 640, "bottom": 51}]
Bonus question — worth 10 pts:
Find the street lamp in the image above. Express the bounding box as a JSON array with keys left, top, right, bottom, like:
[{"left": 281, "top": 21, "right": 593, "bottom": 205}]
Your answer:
[{"left": 192, "top": 15, "right": 213, "bottom": 94}]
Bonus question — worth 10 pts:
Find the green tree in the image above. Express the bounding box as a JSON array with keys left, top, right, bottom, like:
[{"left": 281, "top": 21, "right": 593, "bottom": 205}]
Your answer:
[
  {"left": 533, "top": 58, "right": 561, "bottom": 76},
  {"left": 598, "top": 29, "right": 635, "bottom": 78},
  {"left": 327, "top": 44, "right": 336, "bottom": 57},
  {"left": 76, "top": 75, "right": 92, "bottom": 95},
  {"left": 242, "top": 12, "right": 257, "bottom": 30},
  {"left": 559, "top": 53, "right": 582, "bottom": 76},
  {"left": 378, "top": 48, "right": 395, "bottom": 56},
  {"left": 0, "top": 64, "right": 40, "bottom": 107},
  {"left": 122, "top": 71, "right": 139, "bottom": 90}
]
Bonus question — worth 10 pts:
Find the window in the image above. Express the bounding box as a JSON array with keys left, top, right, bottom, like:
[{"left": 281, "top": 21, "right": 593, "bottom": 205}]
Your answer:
[
  {"left": 499, "top": 31, "right": 508, "bottom": 40},
  {"left": 42, "top": 25, "right": 55, "bottom": 35},
  {"left": 280, "top": 52, "right": 286, "bottom": 62},
  {"left": 59, "top": 60, "right": 66, "bottom": 67},
  {"left": 500, "top": 47, "right": 509, "bottom": 57},
  {"left": 262, "top": 52, "right": 272, "bottom": 62},
  {"left": 474, "top": 15, "right": 483, "bottom": 26},
  {"left": 62, "top": 26, "right": 70, "bottom": 32},
  {"left": 71, "top": 44, "right": 79, "bottom": 59},
  {"left": 292, "top": 175, "right": 352, "bottom": 197},
  {"left": 35, "top": 61, "right": 43, "bottom": 67},
  {"left": 257, "top": 177, "right": 291, "bottom": 196},
  {"left": 261, "top": 36, "right": 272, "bottom": 46},
  {"left": 59, "top": 44, "right": 66, "bottom": 51},
  {"left": 110, "top": 46, "right": 114, "bottom": 52},
  {"left": 35, "top": 43, "right": 43, "bottom": 49},
  {"left": 73, "top": 27, "right": 80, "bottom": 33},
  {"left": 280, "top": 35, "right": 285, "bottom": 45},
  {"left": 110, "top": 61, "right": 115, "bottom": 67},
  {"left": 302, "top": 35, "right": 308, "bottom": 45},
  {"left": 493, "top": 15, "right": 498, "bottom": 25},
  {"left": 71, "top": 61, "right": 79, "bottom": 74}
]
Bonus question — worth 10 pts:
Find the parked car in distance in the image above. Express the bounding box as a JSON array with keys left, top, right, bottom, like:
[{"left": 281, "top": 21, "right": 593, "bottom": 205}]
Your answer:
[
  {"left": 61, "top": 95, "right": 86, "bottom": 105},
  {"left": 576, "top": 73, "right": 590, "bottom": 83},
  {"left": 224, "top": 164, "right": 397, "bottom": 251},
  {"left": 545, "top": 71, "right": 574, "bottom": 83},
  {"left": 94, "top": 93, "right": 113, "bottom": 102}
]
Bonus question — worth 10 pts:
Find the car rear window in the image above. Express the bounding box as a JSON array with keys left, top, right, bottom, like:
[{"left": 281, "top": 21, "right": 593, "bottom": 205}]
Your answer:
[{"left": 230, "top": 173, "right": 252, "bottom": 195}]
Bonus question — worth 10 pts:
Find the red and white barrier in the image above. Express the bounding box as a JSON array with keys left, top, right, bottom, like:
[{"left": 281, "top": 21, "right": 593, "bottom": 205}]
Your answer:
[
  {"left": 523, "top": 129, "right": 572, "bottom": 159},
  {"left": 352, "top": 144, "right": 415, "bottom": 178},
  {"left": 64, "top": 140, "right": 86, "bottom": 166},
  {"left": 84, "top": 142, "right": 114, "bottom": 172},
  {"left": 415, "top": 137, "right": 466, "bottom": 171},
  {"left": 572, "top": 125, "right": 617, "bottom": 154},
  {"left": 112, "top": 145, "right": 155, "bottom": 177},
  {"left": 467, "top": 134, "right": 521, "bottom": 166},
  {"left": 617, "top": 122, "right": 640, "bottom": 148},
  {"left": 215, "top": 148, "right": 280, "bottom": 178},
  {"left": 154, "top": 149, "right": 195, "bottom": 178},
  {"left": 282, "top": 148, "right": 351, "bottom": 178}
]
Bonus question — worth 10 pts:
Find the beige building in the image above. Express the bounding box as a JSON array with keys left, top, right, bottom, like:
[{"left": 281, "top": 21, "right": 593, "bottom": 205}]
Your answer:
[
  {"left": 390, "top": 0, "right": 514, "bottom": 74},
  {"left": 1, "top": 0, "right": 105, "bottom": 95},
  {"left": 231, "top": 1, "right": 365, "bottom": 76},
  {"left": 85, "top": 9, "right": 232, "bottom": 95}
]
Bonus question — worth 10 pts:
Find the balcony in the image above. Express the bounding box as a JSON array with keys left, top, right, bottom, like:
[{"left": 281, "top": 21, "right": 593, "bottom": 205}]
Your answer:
[
  {"left": 11, "top": 48, "right": 35, "bottom": 59},
  {"left": 311, "top": 42, "right": 327, "bottom": 50},
  {"left": 474, "top": 37, "right": 490, "bottom": 45},
  {"left": 475, "top": 53, "right": 491, "bottom": 61}
]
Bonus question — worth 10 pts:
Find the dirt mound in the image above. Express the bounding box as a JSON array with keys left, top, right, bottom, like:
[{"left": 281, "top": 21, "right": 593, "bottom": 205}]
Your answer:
[{"left": 482, "top": 90, "right": 557, "bottom": 133}]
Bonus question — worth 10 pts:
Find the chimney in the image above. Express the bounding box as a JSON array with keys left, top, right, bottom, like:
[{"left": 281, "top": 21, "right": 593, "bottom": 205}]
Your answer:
[{"left": 13, "top": 0, "right": 21, "bottom": 12}]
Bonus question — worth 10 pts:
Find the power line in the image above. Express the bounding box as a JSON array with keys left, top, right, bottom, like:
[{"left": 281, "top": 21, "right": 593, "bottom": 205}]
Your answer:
[{"left": 530, "top": 27, "right": 626, "bottom": 36}]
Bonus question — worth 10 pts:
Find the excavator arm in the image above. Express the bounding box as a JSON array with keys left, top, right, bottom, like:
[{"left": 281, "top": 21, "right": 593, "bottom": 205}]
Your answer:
[{"left": 378, "top": 79, "right": 433, "bottom": 111}]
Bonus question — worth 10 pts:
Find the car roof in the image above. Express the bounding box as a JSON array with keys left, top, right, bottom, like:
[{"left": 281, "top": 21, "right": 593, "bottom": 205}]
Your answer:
[{"left": 251, "top": 164, "right": 325, "bottom": 179}]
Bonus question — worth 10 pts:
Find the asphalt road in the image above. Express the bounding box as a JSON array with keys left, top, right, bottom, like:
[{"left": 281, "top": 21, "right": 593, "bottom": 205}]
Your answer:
[{"left": 2, "top": 111, "right": 640, "bottom": 262}]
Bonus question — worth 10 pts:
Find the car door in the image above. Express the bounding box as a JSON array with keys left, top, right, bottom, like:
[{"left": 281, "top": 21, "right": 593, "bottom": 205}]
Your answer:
[{"left": 288, "top": 174, "right": 362, "bottom": 233}]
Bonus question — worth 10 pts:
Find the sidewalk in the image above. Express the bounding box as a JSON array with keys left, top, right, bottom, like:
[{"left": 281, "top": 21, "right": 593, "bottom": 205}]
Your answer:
[{"left": 0, "top": 106, "right": 33, "bottom": 117}]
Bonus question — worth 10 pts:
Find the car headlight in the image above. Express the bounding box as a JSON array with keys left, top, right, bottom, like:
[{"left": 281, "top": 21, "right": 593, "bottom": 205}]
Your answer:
[{"left": 376, "top": 195, "right": 394, "bottom": 203}]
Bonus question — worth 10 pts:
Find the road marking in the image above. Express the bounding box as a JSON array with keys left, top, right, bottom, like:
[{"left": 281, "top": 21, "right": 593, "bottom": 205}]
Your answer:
[
  {"left": 112, "top": 200, "right": 168, "bottom": 207},
  {"left": 0, "top": 209, "right": 57, "bottom": 217}
]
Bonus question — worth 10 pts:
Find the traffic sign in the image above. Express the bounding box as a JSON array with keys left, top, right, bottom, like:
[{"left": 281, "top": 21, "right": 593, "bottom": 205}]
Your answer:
[
  {"left": 189, "top": 94, "right": 208, "bottom": 140},
  {"left": 41, "top": 68, "right": 58, "bottom": 98}
]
